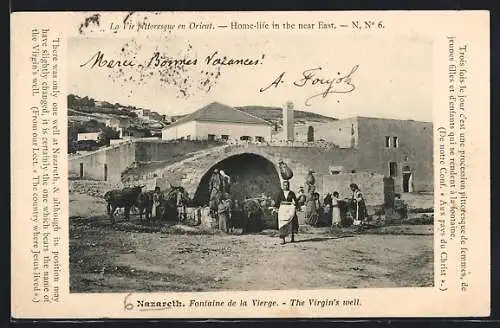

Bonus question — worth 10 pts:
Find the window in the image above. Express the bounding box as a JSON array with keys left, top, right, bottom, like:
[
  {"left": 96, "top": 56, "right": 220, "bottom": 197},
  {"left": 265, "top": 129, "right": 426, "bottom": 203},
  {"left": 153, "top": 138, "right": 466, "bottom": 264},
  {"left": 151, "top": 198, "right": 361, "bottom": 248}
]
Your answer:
[
  {"left": 207, "top": 134, "right": 215, "bottom": 141},
  {"left": 393, "top": 136, "right": 399, "bottom": 148},
  {"left": 240, "top": 136, "right": 251, "bottom": 141},
  {"left": 385, "top": 136, "right": 391, "bottom": 148},
  {"left": 389, "top": 161, "right": 398, "bottom": 177},
  {"left": 255, "top": 136, "right": 265, "bottom": 142},
  {"left": 221, "top": 135, "right": 229, "bottom": 141}
]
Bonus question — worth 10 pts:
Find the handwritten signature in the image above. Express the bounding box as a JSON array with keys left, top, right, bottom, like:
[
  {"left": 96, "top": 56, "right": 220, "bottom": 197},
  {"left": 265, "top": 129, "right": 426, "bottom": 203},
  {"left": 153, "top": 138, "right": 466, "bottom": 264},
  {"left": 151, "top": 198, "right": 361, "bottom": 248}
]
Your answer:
[{"left": 259, "top": 65, "right": 359, "bottom": 106}]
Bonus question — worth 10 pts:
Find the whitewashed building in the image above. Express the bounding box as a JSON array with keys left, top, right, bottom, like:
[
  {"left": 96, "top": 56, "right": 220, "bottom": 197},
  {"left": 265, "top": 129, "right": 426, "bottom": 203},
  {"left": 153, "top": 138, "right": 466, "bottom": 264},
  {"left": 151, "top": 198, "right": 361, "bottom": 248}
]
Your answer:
[
  {"left": 77, "top": 132, "right": 101, "bottom": 141},
  {"left": 161, "top": 102, "right": 273, "bottom": 142},
  {"left": 132, "top": 108, "right": 150, "bottom": 118}
]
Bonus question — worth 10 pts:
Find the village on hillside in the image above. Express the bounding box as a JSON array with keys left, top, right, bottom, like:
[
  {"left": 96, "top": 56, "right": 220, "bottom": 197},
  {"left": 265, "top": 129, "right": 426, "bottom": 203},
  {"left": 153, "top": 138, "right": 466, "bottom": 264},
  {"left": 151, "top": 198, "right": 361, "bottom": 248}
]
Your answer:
[
  {"left": 68, "top": 94, "right": 173, "bottom": 152},
  {"left": 67, "top": 94, "right": 339, "bottom": 154}
]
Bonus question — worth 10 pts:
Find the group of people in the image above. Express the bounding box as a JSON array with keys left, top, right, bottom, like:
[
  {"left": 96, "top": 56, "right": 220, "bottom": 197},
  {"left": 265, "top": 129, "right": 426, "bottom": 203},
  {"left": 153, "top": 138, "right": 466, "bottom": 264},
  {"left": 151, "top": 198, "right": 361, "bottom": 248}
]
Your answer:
[
  {"left": 206, "top": 167, "right": 368, "bottom": 242},
  {"left": 274, "top": 181, "right": 368, "bottom": 245}
]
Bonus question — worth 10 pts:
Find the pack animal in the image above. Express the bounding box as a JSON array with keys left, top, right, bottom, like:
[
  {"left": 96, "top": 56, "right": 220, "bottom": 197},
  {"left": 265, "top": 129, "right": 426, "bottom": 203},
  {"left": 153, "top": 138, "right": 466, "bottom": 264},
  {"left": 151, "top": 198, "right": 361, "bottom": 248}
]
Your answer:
[
  {"left": 165, "top": 186, "right": 190, "bottom": 224},
  {"left": 104, "top": 185, "right": 145, "bottom": 224},
  {"left": 240, "top": 198, "right": 264, "bottom": 234},
  {"left": 135, "top": 191, "right": 155, "bottom": 222}
]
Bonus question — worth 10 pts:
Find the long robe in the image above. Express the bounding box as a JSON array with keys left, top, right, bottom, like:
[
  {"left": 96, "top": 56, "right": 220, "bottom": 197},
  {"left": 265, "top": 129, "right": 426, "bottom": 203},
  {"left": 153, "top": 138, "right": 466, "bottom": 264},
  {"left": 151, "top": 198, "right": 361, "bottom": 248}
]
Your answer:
[
  {"left": 218, "top": 199, "right": 231, "bottom": 232},
  {"left": 331, "top": 197, "right": 341, "bottom": 227},
  {"left": 305, "top": 193, "right": 319, "bottom": 226},
  {"left": 208, "top": 173, "right": 224, "bottom": 215},
  {"left": 222, "top": 175, "right": 230, "bottom": 194},
  {"left": 274, "top": 190, "right": 299, "bottom": 238},
  {"left": 152, "top": 191, "right": 164, "bottom": 218},
  {"left": 351, "top": 189, "right": 367, "bottom": 223}
]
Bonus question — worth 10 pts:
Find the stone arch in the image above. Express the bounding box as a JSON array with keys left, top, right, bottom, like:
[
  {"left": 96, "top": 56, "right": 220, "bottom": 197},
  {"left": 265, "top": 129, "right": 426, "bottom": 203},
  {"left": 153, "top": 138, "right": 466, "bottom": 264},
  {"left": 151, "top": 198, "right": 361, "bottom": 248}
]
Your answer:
[{"left": 192, "top": 152, "right": 282, "bottom": 206}]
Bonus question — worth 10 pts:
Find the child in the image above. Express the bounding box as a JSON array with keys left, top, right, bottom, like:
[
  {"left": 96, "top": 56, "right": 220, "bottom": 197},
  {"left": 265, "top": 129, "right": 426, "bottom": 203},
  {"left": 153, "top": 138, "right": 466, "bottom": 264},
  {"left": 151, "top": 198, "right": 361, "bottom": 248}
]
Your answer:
[
  {"left": 218, "top": 194, "right": 232, "bottom": 233},
  {"left": 331, "top": 191, "right": 341, "bottom": 229}
]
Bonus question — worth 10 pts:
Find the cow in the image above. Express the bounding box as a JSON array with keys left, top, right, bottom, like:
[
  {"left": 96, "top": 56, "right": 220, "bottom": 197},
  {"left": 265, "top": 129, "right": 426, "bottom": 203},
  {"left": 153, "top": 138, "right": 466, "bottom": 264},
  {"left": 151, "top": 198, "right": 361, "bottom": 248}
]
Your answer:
[{"left": 104, "top": 185, "right": 145, "bottom": 224}]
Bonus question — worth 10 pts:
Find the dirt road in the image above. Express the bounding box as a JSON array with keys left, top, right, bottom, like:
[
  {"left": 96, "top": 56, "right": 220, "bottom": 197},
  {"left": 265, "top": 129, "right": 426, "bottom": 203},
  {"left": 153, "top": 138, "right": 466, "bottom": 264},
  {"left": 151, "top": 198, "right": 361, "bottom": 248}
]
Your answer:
[{"left": 69, "top": 193, "right": 433, "bottom": 293}]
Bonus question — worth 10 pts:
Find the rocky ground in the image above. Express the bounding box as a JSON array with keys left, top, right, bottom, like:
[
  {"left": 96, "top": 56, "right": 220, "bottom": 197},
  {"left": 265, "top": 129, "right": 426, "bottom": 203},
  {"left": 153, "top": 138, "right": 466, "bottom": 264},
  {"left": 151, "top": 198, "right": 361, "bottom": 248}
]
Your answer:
[{"left": 69, "top": 192, "right": 434, "bottom": 293}]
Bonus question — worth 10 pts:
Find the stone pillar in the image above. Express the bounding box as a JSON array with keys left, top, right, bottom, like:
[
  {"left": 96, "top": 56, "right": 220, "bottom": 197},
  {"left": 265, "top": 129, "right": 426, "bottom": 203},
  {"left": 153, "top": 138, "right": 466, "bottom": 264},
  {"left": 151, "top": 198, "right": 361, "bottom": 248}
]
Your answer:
[{"left": 283, "top": 101, "right": 295, "bottom": 141}]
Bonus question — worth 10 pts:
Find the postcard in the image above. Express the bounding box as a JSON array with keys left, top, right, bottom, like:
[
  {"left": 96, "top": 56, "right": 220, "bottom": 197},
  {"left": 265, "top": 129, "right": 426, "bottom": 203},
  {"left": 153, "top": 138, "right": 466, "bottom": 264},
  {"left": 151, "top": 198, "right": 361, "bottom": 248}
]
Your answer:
[{"left": 10, "top": 11, "right": 490, "bottom": 318}]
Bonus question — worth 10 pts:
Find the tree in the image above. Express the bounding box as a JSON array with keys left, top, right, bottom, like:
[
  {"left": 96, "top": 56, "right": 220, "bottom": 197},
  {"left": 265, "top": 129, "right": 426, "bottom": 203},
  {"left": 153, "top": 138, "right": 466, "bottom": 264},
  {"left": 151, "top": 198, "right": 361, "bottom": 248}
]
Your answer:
[
  {"left": 124, "top": 126, "right": 152, "bottom": 138},
  {"left": 67, "top": 122, "right": 80, "bottom": 153},
  {"left": 80, "top": 96, "right": 95, "bottom": 107},
  {"left": 68, "top": 94, "right": 77, "bottom": 108},
  {"left": 98, "top": 126, "right": 120, "bottom": 146},
  {"left": 100, "top": 101, "right": 114, "bottom": 108}
]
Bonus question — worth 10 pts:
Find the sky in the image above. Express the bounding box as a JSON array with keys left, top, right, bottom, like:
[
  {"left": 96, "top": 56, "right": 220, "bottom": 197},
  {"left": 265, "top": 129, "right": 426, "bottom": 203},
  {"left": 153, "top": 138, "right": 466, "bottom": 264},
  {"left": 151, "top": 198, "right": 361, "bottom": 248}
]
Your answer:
[{"left": 68, "top": 33, "right": 433, "bottom": 121}]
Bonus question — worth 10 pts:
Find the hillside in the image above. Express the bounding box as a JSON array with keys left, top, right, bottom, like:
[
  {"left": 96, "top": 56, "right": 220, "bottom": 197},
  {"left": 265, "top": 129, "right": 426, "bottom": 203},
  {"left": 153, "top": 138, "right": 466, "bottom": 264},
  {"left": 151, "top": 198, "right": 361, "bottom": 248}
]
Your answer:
[{"left": 67, "top": 94, "right": 338, "bottom": 128}]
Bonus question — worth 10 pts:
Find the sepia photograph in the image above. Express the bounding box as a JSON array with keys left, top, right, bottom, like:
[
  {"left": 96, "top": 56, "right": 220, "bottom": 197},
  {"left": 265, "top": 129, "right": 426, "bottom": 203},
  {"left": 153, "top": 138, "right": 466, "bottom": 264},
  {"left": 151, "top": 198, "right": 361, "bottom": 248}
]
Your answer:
[
  {"left": 11, "top": 10, "right": 490, "bottom": 318},
  {"left": 67, "top": 34, "right": 434, "bottom": 293}
]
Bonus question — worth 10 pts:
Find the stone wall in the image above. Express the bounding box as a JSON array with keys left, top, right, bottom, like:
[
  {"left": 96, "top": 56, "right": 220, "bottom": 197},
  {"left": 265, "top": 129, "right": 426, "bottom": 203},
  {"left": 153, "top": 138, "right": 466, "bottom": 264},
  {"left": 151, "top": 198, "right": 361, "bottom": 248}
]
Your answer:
[
  {"left": 68, "top": 179, "right": 124, "bottom": 198},
  {"left": 356, "top": 117, "right": 433, "bottom": 193},
  {"left": 322, "top": 172, "right": 394, "bottom": 206},
  {"left": 68, "top": 140, "right": 225, "bottom": 183},
  {"left": 122, "top": 143, "right": 360, "bottom": 203},
  {"left": 294, "top": 118, "right": 358, "bottom": 148},
  {"left": 134, "top": 139, "right": 223, "bottom": 162},
  {"left": 292, "top": 117, "right": 434, "bottom": 193},
  {"left": 70, "top": 139, "right": 408, "bottom": 208},
  {"left": 68, "top": 141, "right": 136, "bottom": 182}
]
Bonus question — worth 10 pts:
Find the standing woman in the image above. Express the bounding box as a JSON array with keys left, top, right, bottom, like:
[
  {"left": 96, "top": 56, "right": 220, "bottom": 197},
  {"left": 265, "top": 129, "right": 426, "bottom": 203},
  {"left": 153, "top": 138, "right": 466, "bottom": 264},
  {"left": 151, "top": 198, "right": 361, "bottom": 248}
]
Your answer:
[
  {"left": 304, "top": 191, "right": 319, "bottom": 226},
  {"left": 217, "top": 193, "right": 232, "bottom": 233},
  {"left": 274, "top": 180, "right": 299, "bottom": 245},
  {"left": 152, "top": 186, "right": 164, "bottom": 219},
  {"left": 349, "top": 183, "right": 367, "bottom": 225},
  {"left": 297, "top": 186, "right": 307, "bottom": 209},
  {"left": 208, "top": 168, "right": 223, "bottom": 218}
]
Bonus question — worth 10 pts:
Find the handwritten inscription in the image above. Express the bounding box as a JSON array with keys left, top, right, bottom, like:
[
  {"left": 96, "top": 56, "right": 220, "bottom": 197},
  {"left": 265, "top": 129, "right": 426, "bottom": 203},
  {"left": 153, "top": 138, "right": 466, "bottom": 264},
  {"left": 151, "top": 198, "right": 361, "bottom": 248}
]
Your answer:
[
  {"left": 259, "top": 65, "right": 359, "bottom": 106},
  {"left": 79, "top": 49, "right": 265, "bottom": 99},
  {"left": 80, "top": 50, "right": 264, "bottom": 70}
]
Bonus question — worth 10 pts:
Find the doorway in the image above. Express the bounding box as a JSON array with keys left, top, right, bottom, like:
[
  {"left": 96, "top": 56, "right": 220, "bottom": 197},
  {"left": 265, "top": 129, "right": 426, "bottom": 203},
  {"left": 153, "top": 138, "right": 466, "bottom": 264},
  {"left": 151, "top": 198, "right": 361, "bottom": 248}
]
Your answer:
[
  {"left": 389, "top": 161, "right": 397, "bottom": 178},
  {"left": 402, "top": 166, "right": 413, "bottom": 193},
  {"left": 104, "top": 164, "right": 108, "bottom": 181},
  {"left": 79, "top": 162, "right": 84, "bottom": 178}
]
